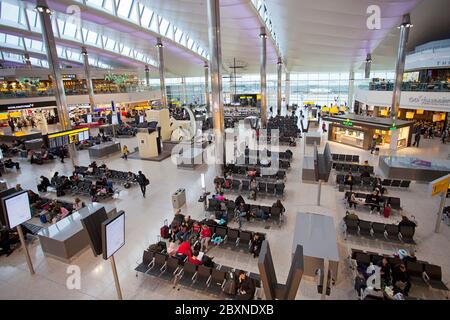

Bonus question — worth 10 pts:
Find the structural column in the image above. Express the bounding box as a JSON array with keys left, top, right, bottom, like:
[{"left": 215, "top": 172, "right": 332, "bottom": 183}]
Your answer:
[
  {"left": 260, "top": 27, "right": 267, "bottom": 126},
  {"left": 365, "top": 53, "right": 372, "bottom": 79},
  {"left": 81, "top": 47, "right": 95, "bottom": 112},
  {"left": 348, "top": 71, "right": 355, "bottom": 113},
  {"left": 207, "top": 0, "right": 225, "bottom": 175},
  {"left": 181, "top": 77, "right": 187, "bottom": 105},
  {"left": 156, "top": 37, "right": 167, "bottom": 108},
  {"left": 277, "top": 57, "right": 282, "bottom": 115},
  {"left": 24, "top": 53, "right": 32, "bottom": 68},
  {"left": 36, "top": 0, "right": 74, "bottom": 165},
  {"left": 204, "top": 62, "right": 210, "bottom": 113},
  {"left": 144, "top": 65, "right": 150, "bottom": 87},
  {"left": 390, "top": 14, "right": 412, "bottom": 152},
  {"left": 285, "top": 72, "right": 290, "bottom": 108}
]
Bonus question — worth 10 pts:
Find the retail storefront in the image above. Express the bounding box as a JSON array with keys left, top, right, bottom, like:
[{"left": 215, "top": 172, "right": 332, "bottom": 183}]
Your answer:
[
  {"left": 323, "top": 114, "right": 414, "bottom": 150},
  {"left": 0, "top": 100, "right": 59, "bottom": 129}
]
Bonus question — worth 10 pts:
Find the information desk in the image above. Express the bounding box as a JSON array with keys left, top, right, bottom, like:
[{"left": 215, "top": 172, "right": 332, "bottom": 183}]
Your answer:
[
  {"left": 291, "top": 212, "right": 339, "bottom": 280},
  {"left": 302, "top": 156, "right": 316, "bottom": 182},
  {"left": 379, "top": 156, "right": 450, "bottom": 182},
  {"left": 304, "top": 132, "right": 322, "bottom": 146},
  {"left": 323, "top": 114, "right": 413, "bottom": 150},
  {"left": 37, "top": 203, "right": 116, "bottom": 263},
  {"left": 88, "top": 141, "right": 121, "bottom": 158}
]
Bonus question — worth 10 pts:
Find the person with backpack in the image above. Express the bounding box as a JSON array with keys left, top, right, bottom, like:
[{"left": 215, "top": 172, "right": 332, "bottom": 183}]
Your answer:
[{"left": 137, "top": 171, "right": 149, "bottom": 197}]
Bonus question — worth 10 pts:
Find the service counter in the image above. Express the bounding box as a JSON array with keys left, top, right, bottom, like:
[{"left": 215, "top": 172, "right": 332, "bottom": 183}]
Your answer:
[
  {"left": 379, "top": 156, "right": 450, "bottom": 182},
  {"left": 323, "top": 114, "right": 414, "bottom": 150},
  {"left": 88, "top": 141, "right": 121, "bottom": 158},
  {"left": 0, "top": 131, "right": 42, "bottom": 143},
  {"left": 37, "top": 203, "right": 116, "bottom": 263}
]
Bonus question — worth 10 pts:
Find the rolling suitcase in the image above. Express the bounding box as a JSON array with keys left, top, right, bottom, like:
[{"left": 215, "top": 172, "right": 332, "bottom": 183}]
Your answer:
[
  {"left": 383, "top": 206, "right": 391, "bottom": 218},
  {"left": 160, "top": 219, "right": 170, "bottom": 239}
]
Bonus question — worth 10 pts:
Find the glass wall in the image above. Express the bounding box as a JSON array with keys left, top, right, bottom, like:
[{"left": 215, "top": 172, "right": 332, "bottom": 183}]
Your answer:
[{"left": 153, "top": 71, "right": 396, "bottom": 107}]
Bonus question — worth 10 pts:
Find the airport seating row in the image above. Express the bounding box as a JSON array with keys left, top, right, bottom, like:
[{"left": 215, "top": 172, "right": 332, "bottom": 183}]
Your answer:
[
  {"left": 343, "top": 216, "right": 415, "bottom": 243},
  {"left": 333, "top": 163, "right": 374, "bottom": 174},
  {"left": 331, "top": 153, "right": 359, "bottom": 163},
  {"left": 344, "top": 191, "right": 402, "bottom": 211},
  {"left": 350, "top": 249, "right": 448, "bottom": 291},
  {"left": 214, "top": 177, "right": 285, "bottom": 199}
]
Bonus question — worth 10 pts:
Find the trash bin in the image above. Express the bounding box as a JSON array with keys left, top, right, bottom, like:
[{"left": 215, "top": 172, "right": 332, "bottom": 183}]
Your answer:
[{"left": 172, "top": 188, "right": 186, "bottom": 209}]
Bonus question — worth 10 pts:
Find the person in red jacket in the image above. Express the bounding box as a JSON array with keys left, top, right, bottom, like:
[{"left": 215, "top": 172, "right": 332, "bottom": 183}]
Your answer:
[
  {"left": 188, "top": 251, "right": 203, "bottom": 265},
  {"left": 176, "top": 240, "right": 192, "bottom": 260},
  {"left": 200, "top": 224, "right": 212, "bottom": 252}
]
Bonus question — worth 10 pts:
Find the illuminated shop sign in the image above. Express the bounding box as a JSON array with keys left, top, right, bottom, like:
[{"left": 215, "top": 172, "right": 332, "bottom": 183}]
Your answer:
[{"left": 342, "top": 119, "right": 353, "bottom": 126}]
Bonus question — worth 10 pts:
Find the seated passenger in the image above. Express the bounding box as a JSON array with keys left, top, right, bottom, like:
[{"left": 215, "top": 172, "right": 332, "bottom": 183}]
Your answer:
[
  {"left": 249, "top": 233, "right": 263, "bottom": 258},
  {"left": 37, "top": 176, "right": 51, "bottom": 192},
  {"left": 188, "top": 250, "right": 204, "bottom": 265},
  {"left": 347, "top": 192, "right": 358, "bottom": 209},
  {"left": 235, "top": 195, "right": 246, "bottom": 207},
  {"left": 200, "top": 224, "right": 212, "bottom": 252},
  {"left": 344, "top": 210, "right": 359, "bottom": 220},
  {"left": 215, "top": 192, "right": 225, "bottom": 202},
  {"left": 173, "top": 209, "right": 185, "bottom": 224},
  {"left": 3, "top": 159, "right": 20, "bottom": 169},
  {"left": 73, "top": 198, "right": 83, "bottom": 211},
  {"left": 392, "top": 264, "right": 411, "bottom": 296},
  {"left": 236, "top": 271, "right": 256, "bottom": 300},
  {"left": 176, "top": 240, "right": 193, "bottom": 261},
  {"left": 344, "top": 171, "right": 354, "bottom": 191},
  {"left": 366, "top": 191, "right": 381, "bottom": 214},
  {"left": 398, "top": 216, "right": 416, "bottom": 228},
  {"left": 271, "top": 199, "right": 285, "bottom": 215}
]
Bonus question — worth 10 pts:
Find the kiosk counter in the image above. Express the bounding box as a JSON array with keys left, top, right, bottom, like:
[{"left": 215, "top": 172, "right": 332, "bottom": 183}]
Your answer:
[{"left": 322, "top": 114, "right": 414, "bottom": 150}]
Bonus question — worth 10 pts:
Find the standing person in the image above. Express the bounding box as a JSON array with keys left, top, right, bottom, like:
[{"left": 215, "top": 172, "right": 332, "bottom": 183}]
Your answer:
[
  {"left": 441, "top": 129, "right": 448, "bottom": 144},
  {"left": 122, "top": 145, "right": 129, "bottom": 160},
  {"left": 412, "top": 129, "right": 421, "bottom": 147},
  {"left": 322, "top": 122, "right": 327, "bottom": 133},
  {"left": 137, "top": 171, "right": 148, "bottom": 197},
  {"left": 8, "top": 118, "right": 15, "bottom": 132},
  {"left": 58, "top": 146, "right": 65, "bottom": 163},
  {"left": 345, "top": 171, "right": 354, "bottom": 191}
]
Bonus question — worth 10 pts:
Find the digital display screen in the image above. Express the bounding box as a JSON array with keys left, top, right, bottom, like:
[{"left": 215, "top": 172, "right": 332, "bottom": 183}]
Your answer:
[
  {"left": 87, "top": 114, "right": 92, "bottom": 123},
  {"left": 102, "top": 211, "right": 125, "bottom": 260},
  {"left": 84, "top": 130, "right": 89, "bottom": 140},
  {"left": 78, "top": 132, "right": 85, "bottom": 142},
  {"left": 4, "top": 191, "right": 32, "bottom": 229},
  {"left": 139, "top": 116, "right": 144, "bottom": 123}
]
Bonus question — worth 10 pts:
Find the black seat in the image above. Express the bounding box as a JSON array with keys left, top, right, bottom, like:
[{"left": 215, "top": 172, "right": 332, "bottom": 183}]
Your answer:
[
  {"left": 266, "top": 183, "right": 276, "bottom": 195},
  {"left": 164, "top": 256, "right": 182, "bottom": 275},
  {"left": 332, "top": 154, "right": 338, "bottom": 161},
  {"left": 385, "top": 224, "right": 399, "bottom": 241},
  {"left": 258, "top": 182, "right": 267, "bottom": 194},
  {"left": 352, "top": 155, "right": 359, "bottom": 163},
  {"left": 424, "top": 264, "right": 449, "bottom": 291},
  {"left": 359, "top": 220, "right": 372, "bottom": 236},
  {"left": 196, "top": 265, "right": 212, "bottom": 285},
  {"left": 152, "top": 252, "right": 168, "bottom": 272},
  {"left": 344, "top": 218, "right": 359, "bottom": 237},
  {"left": 389, "top": 197, "right": 401, "bottom": 211},
  {"left": 335, "top": 163, "right": 343, "bottom": 172},
  {"left": 391, "top": 179, "right": 401, "bottom": 187},
  {"left": 371, "top": 222, "right": 386, "bottom": 239},
  {"left": 241, "top": 180, "right": 250, "bottom": 192},
  {"left": 238, "top": 230, "right": 253, "bottom": 247},
  {"left": 345, "top": 155, "right": 353, "bottom": 162},
  {"left": 406, "top": 261, "right": 426, "bottom": 285},
  {"left": 399, "top": 225, "right": 415, "bottom": 243},
  {"left": 215, "top": 226, "right": 228, "bottom": 240},
  {"left": 350, "top": 164, "right": 359, "bottom": 173},
  {"left": 400, "top": 180, "right": 411, "bottom": 189},
  {"left": 142, "top": 250, "right": 154, "bottom": 267},
  {"left": 355, "top": 252, "right": 371, "bottom": 267},
  {"left": 226, "top": 228, "right": 240, "bottom": 245},
  {"left": 382, "top": 179, "right": 392, "bottom": 186},
  {"left": 338, "top": 154, "right": 345, "bottom": 162},
  {"left": 179, "top": 262, "right": 198, "bottom": 283},
  {"left": 275, "top": 184, "right": 285, "bottom": 198},
  {"left": 209, "top": 268, "right": 227, "bottom": 288}
]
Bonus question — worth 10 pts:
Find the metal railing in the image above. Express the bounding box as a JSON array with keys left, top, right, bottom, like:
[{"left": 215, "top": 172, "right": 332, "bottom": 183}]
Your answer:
[{"left": 366, "top": 81, "right": 450, "bottom": 92}]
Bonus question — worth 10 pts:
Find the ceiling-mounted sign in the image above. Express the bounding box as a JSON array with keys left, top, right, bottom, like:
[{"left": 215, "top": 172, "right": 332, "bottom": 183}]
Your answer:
[
  {"left": 342, "top": 119, "right": 353, "bottom": 126},
  {"left": 62, "top": 74, "right": 77, "bottom": 80},
  {"left": 0, "top": 100, "right": 57, "bottom": 112}
]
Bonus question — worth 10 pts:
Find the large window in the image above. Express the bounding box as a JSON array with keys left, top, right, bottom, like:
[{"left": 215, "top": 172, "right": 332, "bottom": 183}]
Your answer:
[{"left": 160, "top": 71, "right": 395, "bottom": 106}]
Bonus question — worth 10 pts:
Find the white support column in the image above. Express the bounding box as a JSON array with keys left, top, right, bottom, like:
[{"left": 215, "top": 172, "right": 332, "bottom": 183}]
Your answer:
[
  {"left": 285, "top": 72, "right": 290, "bottom": 108},
  {"left": 81, "top": 47, "right": 95, "bottom": 113},
  {"left": 156, "top": 37, "right": 167, "bottom": 108},
  {"left": 390, "top": 14, "right": 412, "bottom": 153},
  {"left": 260, "top": 27, "right": 267, "bottom": 126},
  {"left": 348, "top": 71, "right": 355, "bottom": 113},
  {"left": 277, "top": 57, "right": 282, "bottom": 116},
  {"left": 207, "top": 0, "right": 225, "bottom": 176}
]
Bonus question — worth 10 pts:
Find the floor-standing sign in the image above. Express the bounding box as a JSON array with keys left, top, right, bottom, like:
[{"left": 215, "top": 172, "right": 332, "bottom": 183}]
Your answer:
[
  {"left": 1, "top": 190, "right": 34, "bottom": 274},
  {"left": 429, "top": 174, "right": 450, "bottom": 233},
  {"left": 101, "top": 211, "right": 125, "bottom": 300}
]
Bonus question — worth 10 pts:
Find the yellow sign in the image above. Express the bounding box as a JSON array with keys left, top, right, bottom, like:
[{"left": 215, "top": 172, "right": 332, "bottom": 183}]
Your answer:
[
  {"left": 430, "top": 174, "right": 450, "bottom": 197},
  {"left": 48, "top": 127, "right": 89, "bottom": 139}
]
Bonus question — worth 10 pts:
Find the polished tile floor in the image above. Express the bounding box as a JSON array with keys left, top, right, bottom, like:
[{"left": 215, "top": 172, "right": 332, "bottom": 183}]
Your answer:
[{"left": 0, "top": 112, "right": 449, "bottom": 300}]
